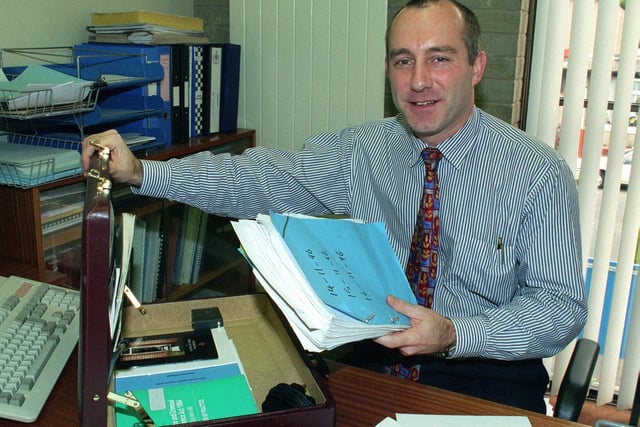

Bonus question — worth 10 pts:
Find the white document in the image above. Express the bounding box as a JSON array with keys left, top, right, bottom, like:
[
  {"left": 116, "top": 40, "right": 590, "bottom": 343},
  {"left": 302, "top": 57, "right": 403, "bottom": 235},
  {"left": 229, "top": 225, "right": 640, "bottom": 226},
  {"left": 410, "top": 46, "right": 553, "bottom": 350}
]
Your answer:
[
  {"left": 375, "top": 417, "right": 404, "bottom": 427},
  {"left": 394, "top": 414, "right": 533, "bottom": 427}
]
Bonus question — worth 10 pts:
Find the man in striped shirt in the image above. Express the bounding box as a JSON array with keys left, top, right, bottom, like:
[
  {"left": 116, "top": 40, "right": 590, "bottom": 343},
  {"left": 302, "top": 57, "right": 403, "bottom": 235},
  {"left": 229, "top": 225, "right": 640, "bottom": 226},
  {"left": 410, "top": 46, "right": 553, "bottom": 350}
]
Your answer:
[{"left": 82, "top": 0, "right": 587, "bottom": 413}]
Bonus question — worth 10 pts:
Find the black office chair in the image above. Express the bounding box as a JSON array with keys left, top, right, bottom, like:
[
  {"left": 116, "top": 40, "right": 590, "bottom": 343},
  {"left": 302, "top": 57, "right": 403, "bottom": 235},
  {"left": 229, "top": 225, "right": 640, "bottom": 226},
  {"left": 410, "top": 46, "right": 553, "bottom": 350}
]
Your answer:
[
  {"left": 553, "top": 337, "right": 600, "bottom": 422},
  {"left": 593, "top": 373, "right": 640, "bottom": 427}
]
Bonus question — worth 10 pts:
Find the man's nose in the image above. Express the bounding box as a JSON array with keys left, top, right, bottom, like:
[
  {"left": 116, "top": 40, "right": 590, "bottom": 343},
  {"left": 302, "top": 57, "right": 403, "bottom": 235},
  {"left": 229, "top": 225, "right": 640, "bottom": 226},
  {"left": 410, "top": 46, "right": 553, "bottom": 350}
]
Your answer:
[{"left": 411, "top": 63, "right": 432, "bottom": 91}]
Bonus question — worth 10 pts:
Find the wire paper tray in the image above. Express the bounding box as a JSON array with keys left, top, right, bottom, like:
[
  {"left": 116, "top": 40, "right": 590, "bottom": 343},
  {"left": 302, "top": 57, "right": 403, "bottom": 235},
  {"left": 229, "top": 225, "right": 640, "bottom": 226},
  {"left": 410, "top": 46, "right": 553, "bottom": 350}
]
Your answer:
[
  {"left": 0, "top": 133, "right": 83, "bottom": 188},
  {"left": 0, "top": 84, "right": 100, "bottom": 120}
]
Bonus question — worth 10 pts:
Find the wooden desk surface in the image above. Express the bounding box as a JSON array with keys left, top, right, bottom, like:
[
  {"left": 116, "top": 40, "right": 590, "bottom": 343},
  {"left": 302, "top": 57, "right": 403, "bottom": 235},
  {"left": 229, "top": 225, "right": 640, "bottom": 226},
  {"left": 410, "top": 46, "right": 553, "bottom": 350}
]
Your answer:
[
  {"left": 1, "top": 349, "right": 588, "bottom": 427},
  {"left": 325, "top": 363, "right": 589, "bottom": 427}
]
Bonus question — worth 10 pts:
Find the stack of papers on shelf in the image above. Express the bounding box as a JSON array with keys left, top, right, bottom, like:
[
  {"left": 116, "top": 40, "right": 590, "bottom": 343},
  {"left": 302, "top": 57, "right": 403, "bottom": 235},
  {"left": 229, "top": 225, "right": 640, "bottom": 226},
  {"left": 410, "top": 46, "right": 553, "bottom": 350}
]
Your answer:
[
  {"left": 231, "top": 213, "right": 417, "bottom": 352},
  {"left": 87, "top": 11, "right": 209, "bottom": 45},
  {"left": 0, "top": 65, "right": 93, "bottom": 110},
  {"left": 90, "top": 11, "right": 204, "bottom": 32},
  {"left": 0, "top": 135, "right": 82, "bottom": 187}
]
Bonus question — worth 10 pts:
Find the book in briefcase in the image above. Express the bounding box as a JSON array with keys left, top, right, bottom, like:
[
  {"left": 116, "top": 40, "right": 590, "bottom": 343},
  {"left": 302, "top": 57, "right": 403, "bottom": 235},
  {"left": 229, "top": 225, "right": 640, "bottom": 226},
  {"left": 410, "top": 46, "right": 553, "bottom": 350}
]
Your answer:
[{"left": 79, "top": 144, "right": 334, "bottom": 426}]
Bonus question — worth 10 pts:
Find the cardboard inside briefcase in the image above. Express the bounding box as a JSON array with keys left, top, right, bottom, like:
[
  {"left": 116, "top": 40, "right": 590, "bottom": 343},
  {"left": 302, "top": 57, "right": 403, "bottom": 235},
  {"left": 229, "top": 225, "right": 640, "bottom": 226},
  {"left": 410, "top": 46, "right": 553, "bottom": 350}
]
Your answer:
[{"left": 107, "top": 294, "right": 335, "bottom": 427}]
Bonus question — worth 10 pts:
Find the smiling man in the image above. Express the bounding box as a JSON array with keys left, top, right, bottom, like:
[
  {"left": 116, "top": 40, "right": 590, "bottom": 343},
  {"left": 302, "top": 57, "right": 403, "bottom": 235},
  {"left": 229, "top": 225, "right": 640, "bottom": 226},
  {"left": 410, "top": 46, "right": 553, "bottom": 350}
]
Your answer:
[{"left": 81, "top": 0, "right": 587, "bottom": 413}]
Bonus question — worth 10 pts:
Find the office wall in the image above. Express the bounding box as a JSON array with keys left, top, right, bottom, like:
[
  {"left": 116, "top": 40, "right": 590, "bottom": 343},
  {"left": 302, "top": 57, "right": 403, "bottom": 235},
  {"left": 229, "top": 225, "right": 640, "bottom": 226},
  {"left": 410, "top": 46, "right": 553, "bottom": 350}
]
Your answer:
[
  {"left": 0, "top": 0, "right": 192, "bottom": 66},
  {"left": 230, "top": 1, "right": 387, "bottom": 151}
]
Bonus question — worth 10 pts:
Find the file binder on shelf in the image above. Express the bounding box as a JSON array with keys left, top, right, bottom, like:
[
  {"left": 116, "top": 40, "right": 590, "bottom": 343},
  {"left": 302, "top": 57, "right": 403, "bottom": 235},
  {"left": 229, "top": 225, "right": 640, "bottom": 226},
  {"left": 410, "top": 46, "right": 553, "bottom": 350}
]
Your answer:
[
  {"left": 185, "top": 43, "right": 240, "bottom": 138},
  {"left": 73, "top": 43, "right": 179, "bottom": 150},
  {"left": 214, "top": 43, "right": 241, "bottom": 134},
  {"left": 80, "top": 145, "right": 334, "bottom": 426}
]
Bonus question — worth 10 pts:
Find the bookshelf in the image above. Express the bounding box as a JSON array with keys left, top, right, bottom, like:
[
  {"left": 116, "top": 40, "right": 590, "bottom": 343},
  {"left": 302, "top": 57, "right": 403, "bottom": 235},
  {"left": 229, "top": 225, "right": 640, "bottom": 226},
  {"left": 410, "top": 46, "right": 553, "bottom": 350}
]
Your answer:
[{"left": 0, "top": 129, "right": 255, "bottom": 300}]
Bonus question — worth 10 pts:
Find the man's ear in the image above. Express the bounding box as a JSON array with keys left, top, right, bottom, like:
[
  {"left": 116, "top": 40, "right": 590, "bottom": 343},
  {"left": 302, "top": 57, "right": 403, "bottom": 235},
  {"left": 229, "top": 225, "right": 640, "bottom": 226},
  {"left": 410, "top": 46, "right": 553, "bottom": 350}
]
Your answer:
[{"left": 472, "top": 51, "right": 487, "bottom": 86}]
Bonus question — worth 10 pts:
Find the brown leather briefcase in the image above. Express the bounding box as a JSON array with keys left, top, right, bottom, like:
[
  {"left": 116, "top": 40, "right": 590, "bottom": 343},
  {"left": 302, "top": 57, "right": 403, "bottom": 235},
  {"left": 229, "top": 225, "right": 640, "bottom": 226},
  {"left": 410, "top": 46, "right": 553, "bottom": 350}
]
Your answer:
[{"left": 79, "top": 147, "right": 335, "bottom": 426}]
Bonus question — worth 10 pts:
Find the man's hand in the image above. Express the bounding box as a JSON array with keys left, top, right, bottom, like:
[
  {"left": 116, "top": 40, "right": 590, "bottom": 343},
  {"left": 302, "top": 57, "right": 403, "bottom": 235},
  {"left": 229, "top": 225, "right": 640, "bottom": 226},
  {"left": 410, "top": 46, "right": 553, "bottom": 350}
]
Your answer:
[
  {"left": 81, "top": 130, "right": 143, "bottom": 186},
  {"left": 374, "top": 295, "right": 457, "bottom": 357}
]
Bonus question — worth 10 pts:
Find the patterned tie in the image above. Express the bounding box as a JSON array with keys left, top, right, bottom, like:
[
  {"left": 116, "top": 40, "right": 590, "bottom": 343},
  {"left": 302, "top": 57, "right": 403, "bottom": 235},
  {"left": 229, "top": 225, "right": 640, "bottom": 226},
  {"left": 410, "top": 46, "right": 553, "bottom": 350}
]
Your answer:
[
  {"left": 383, "top": 148, "right": 443, "bottom": 381},
  {"left": 406, "top": 147, "right": 443, "bottom": 308}
]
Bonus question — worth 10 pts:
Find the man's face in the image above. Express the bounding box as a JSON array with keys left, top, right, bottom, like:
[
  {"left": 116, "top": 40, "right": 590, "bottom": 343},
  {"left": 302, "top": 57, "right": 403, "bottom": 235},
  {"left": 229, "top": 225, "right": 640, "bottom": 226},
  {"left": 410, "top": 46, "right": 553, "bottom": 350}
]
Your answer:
[{"left": 386, "top": 2, "right": 485, "bottom": 146}]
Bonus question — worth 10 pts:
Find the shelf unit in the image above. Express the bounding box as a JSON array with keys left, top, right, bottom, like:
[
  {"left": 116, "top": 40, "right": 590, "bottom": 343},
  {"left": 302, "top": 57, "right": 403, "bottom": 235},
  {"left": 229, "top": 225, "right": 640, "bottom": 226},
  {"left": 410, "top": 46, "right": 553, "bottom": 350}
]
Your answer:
[
  {"left": 0, "top": 46, "right": 173, "bottom": 151},
  {"left": 0, "top": 129, "right": 256, "bottom": 300}
]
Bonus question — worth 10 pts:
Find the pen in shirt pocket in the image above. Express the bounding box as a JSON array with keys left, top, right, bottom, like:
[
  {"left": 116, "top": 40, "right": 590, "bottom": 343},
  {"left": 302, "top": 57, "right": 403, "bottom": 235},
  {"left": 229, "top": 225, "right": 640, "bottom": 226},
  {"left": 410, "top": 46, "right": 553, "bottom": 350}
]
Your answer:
[{"left": 497, "top": 237, "right": 504, "bottom": 265}]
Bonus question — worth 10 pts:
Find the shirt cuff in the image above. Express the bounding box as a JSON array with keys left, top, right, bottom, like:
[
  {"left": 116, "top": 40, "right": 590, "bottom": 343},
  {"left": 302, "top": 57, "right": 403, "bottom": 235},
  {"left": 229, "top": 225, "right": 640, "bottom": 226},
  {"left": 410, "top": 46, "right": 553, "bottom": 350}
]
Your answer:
[
  {"left": 449, "top": 316, "right": 488, "bottom": 358},
  {"left": 130, "top": 159, "right": 173, "bottom": 198}
]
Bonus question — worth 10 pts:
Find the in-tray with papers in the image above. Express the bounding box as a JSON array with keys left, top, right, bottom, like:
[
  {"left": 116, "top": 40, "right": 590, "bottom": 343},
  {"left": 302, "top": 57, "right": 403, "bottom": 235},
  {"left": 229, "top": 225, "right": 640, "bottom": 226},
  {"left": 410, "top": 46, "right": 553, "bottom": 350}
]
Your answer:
[
  {"left": 231, "top": 212, "right": 417, "bottom": 352},
  {"left": 0, "top": 134, "right": 82, "bottom": 188}
]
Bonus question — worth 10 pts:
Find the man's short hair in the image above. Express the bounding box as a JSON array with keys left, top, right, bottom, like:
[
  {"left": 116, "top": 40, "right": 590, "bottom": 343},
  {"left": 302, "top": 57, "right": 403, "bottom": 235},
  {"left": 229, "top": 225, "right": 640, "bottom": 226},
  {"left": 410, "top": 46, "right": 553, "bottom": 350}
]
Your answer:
[{"left": 385, "top": 0, "right": 481, "bottom": 65}]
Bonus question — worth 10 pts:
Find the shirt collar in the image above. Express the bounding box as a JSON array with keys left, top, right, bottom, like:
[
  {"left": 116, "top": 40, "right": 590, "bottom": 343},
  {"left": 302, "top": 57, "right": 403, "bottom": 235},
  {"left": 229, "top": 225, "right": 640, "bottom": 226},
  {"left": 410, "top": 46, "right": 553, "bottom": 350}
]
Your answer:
[
  {"left": 401, "top": 107, "right": 482, "bottom": 170},
  {"left": 436, "top": 107, "right": 481, "bottom": 170}
]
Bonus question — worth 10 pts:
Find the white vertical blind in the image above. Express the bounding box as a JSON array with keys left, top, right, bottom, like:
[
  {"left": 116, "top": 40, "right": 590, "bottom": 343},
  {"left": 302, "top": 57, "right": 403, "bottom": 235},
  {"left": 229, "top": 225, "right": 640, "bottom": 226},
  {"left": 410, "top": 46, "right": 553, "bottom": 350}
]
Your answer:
[
  {"left": 595, "top": 0, "right": 640, "bottom": 406},
  {"left": 557, "top": 2, "right": 594, "bottom": 173},
  {"left": 527, "top": 0, "right": 640, "bottom": 409},
  {"left": 532, "top": 0, "right": 570, "bottom": 149},
  {"left": 525, "top": 0, "right": 549, "bottom": 135},
  {"left": 229, "top": 0, "right": 387, "bottom": 151},
  {"left": 546, "top": 0, "right": 596, "bottom": 395},
  {"left": 527, "top": 1, "right": 574, "bottom": 396},
  {"left": 577, "top": 0, "right": 619, "bottom": 273}
]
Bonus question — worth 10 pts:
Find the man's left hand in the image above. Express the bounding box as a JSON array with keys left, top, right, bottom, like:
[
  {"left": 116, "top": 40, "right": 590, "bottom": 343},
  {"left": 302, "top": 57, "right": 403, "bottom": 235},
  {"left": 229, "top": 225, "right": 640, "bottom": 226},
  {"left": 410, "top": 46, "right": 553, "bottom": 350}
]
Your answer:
[{"left": 374, "top": 295, "right": 457, "bottom": 357}]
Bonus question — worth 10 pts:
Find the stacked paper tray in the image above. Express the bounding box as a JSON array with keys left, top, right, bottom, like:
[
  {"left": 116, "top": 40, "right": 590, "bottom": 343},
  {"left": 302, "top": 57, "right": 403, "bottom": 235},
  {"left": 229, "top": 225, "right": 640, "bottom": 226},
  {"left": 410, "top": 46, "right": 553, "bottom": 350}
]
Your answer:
[
  {"left": 0, "top": 133, "right": 83, "bottom": 188},
  {"left": 0, "top": 65, "right": 100, "bottom": 119}
]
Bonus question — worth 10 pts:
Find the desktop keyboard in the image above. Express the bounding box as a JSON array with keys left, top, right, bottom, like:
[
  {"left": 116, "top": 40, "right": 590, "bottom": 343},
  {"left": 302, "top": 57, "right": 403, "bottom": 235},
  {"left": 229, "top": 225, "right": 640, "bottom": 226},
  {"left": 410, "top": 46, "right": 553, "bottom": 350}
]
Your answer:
[{"left": 0, "top": 275, "right": 80, "bottom": 423}]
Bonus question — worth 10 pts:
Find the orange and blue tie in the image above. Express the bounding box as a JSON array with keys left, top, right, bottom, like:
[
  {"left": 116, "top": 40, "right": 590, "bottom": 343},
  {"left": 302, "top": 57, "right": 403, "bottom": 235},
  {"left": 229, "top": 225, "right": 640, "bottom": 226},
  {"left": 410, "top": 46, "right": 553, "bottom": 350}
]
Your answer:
[
  {"left": 406, "top": 147, "right": 442, "bottom": 308},
  {"left": 384, "top": 147, "right": 443, "bottom": 381}
]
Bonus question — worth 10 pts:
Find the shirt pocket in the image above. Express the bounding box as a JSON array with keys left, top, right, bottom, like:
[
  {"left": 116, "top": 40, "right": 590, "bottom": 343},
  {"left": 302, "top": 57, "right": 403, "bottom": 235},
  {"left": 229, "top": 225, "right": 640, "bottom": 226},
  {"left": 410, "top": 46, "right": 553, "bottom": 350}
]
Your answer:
[{"left": 442, "top": 235, "right": 517, "bottom": 305}]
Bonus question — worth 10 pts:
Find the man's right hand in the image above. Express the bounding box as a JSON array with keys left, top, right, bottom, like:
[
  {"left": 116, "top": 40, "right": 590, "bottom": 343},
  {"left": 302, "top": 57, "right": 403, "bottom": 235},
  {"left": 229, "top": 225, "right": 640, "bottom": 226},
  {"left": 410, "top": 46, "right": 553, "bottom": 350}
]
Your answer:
[{"left": 81, "top": 129, "right": 144, "bottom": 187}]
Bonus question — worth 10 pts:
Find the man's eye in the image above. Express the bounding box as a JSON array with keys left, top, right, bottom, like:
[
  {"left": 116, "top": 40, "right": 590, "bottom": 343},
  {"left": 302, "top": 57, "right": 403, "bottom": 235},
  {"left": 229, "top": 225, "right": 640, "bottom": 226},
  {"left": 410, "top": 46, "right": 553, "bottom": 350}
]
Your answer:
[
  {"left": 432, "top": 56, "right": 449, "bottom": 64},
  {"left": 394, "top": 58, "right": 412, "bottom": 67}
]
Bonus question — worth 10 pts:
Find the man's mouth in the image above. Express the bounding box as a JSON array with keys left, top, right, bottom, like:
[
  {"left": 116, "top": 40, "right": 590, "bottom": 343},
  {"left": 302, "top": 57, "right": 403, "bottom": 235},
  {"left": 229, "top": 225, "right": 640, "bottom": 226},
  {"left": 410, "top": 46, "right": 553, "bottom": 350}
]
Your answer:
[{"left": 414, "top": 100, "right": 436, "bottom": 106}]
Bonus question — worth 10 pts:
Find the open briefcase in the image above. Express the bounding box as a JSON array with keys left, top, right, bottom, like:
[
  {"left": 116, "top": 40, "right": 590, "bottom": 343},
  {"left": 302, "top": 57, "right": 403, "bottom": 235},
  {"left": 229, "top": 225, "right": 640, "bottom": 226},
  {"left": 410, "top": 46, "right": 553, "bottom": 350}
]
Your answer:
[{"left": 78, "top": 142, "right": 335, "bottom": 426}]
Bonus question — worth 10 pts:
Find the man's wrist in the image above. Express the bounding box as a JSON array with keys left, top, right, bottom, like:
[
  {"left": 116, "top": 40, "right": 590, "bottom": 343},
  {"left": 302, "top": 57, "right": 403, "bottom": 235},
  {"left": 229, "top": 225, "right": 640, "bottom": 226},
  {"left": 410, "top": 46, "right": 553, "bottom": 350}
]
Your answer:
[
  {"left": 445, "top": 343, "right": 457, "bottom": 358},
  {"left": 130, "top": 158, "right": 144, "bottom": 187}
]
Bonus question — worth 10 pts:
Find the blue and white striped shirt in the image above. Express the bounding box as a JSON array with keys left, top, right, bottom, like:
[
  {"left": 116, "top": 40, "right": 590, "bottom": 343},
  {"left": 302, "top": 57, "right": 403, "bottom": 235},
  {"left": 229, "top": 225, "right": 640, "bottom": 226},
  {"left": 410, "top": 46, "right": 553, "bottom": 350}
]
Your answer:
[{"left": 136, "top": 107, "right": 587, "bottom": 360}]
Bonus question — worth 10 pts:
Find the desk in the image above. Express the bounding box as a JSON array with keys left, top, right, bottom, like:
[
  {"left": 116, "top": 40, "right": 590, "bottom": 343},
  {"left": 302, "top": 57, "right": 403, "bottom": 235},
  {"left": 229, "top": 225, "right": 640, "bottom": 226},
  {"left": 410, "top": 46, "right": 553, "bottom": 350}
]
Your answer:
[
  {"left": 325, "top": 363, "right": 589, "bottom": 427},
  {"left": 2, "top": 349, "right": 588, "bottom": 427}
]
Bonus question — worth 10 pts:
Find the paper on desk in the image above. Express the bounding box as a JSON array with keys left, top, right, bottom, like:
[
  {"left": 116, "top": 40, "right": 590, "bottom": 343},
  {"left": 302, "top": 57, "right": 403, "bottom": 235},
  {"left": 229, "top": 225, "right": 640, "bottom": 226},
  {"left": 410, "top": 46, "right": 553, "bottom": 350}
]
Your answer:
[
  {"left": 388, "top": 414, "right": 533, "bottom": 427},
  {"left": 376, "top": 417, "right": 404, "bottom": 427}
]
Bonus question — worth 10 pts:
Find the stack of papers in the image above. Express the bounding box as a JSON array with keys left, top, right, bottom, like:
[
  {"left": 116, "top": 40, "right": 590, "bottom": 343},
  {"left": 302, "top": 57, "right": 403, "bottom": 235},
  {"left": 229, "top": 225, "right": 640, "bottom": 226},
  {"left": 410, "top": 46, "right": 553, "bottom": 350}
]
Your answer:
[
  {"left": 0, "top": 135, "right": 82, "bottom": 187},
  {"left": 87, "top": 11, "right": 209, "bottom": 45},
  {"left": 0, "top": 65, "right": 92, "bottom": 111},
  {"left": 231, "top": 213, "right": 417, "bottom": 352}
]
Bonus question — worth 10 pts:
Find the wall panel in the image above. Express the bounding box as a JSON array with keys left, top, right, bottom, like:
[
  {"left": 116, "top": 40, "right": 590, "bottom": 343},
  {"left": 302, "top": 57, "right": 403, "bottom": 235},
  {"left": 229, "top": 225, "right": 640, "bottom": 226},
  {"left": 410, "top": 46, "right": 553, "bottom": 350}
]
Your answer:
[{"left": 231, "top": 0, "right": 387, "bottom": 150}]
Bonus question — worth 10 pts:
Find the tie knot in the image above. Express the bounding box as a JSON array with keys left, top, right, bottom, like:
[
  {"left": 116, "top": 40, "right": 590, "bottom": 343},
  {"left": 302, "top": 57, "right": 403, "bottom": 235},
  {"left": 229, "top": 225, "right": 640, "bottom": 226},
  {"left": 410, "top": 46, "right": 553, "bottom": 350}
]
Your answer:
[{"left": 421, "top": 147, "right": 442, "bottom": 169}]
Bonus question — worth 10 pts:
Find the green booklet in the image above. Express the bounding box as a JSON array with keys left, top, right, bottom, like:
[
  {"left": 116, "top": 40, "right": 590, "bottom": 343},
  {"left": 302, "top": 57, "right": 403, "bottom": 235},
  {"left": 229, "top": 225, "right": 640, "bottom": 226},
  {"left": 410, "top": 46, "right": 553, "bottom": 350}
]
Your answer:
[{"left": 115, "top": 374, "right": 258, "bottom": 426}]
